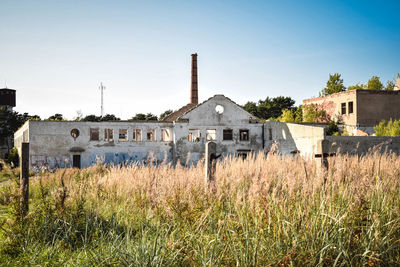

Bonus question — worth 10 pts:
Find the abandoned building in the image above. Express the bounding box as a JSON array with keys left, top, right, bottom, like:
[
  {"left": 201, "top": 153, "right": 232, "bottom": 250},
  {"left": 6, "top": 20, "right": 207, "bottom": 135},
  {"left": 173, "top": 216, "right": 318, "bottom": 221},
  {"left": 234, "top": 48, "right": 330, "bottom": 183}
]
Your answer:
[
  {"left": 13, "top": 55, "right": 400, "bottom": 169},
  {"left": 303, "top": 85, "right": 400, "bottom": 136}
]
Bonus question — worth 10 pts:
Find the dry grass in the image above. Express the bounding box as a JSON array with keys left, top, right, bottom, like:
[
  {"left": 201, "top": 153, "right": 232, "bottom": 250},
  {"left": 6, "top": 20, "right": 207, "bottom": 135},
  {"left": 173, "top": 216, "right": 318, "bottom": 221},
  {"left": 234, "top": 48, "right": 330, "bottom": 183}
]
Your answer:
[{"left": 1, "top": 152, "right": 400, "bottom": 266}]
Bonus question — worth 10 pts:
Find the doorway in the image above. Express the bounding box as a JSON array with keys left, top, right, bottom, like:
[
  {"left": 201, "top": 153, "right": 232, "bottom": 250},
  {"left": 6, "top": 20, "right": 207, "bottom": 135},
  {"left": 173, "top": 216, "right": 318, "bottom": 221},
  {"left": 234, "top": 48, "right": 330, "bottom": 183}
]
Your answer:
[{"left": 73, "top": 154, "right": 81, "bottom": 168}]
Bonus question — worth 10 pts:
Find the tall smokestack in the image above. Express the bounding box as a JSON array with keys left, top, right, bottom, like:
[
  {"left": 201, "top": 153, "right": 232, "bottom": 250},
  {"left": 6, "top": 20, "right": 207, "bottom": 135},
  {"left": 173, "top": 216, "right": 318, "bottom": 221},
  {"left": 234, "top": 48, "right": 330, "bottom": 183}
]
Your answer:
[{"left": 190, "top": 53, "right": 198, "bottom": 105}]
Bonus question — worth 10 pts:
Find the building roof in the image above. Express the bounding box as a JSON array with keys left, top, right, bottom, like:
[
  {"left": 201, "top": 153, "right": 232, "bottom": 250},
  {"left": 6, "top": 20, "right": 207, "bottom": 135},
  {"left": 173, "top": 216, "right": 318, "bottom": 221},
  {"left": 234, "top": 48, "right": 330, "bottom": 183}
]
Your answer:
[
  {"left": 303, "top": 89, "right": 400, "bottom": 103},
  {"left": 162, "top": 103, "right": 197, "bottom": 122}
]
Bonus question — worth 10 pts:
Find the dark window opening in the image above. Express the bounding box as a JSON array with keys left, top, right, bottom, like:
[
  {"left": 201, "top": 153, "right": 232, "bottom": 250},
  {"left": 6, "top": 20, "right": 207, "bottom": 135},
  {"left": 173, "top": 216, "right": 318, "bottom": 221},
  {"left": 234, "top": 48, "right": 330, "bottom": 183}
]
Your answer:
[
  {"left": 223, "top": 129, "right": 233, "bottom": 140},
  {"left": 239, "top": 129, "right": 249, "bottom": 141},
  {"left": 348, "top": 101, "right": 353, "bottom": 114},
  {"left": 90, "top": 128, "right": 99, "bottom": 141},
  {"left": 341, "top": 103, "right": 346, "bottom": 115},
  {"left": 104, "top": 129, "right": 113, "bottom": 141},
  {"left": 71, "top": 129, "right": 80, "bottom": 139},
  {"left": 268, "top": 128, "right": 272, "bottom": 140},
  {"left": 147, "top": 130, "right": 155, "bottom": 141}
]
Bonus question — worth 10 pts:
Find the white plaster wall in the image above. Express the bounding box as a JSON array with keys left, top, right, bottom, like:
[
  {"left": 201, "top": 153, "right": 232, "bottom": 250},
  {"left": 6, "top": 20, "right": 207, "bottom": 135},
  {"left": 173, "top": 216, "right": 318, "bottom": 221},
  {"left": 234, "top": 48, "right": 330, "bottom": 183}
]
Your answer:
[
  {"left": 264, "top": 121, "right": 325, "bottom": 157},
  {"left": 18, "top": 121, "right": 174, "bottom": 169}
]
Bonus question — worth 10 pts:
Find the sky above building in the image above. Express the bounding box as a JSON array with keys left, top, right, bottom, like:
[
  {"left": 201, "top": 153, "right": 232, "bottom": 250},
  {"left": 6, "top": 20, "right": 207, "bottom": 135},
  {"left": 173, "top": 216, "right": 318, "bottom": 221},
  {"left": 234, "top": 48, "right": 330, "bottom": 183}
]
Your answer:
[{"left": 1, "top": 0, "right": 399, "bottom": 120}]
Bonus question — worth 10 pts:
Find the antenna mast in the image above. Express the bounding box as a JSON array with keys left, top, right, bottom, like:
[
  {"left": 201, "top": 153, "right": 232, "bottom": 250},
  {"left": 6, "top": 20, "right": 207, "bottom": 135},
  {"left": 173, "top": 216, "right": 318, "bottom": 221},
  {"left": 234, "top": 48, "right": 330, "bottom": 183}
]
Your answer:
[{"left": 99, "top": 82, "right": 106, "bottom": 117}]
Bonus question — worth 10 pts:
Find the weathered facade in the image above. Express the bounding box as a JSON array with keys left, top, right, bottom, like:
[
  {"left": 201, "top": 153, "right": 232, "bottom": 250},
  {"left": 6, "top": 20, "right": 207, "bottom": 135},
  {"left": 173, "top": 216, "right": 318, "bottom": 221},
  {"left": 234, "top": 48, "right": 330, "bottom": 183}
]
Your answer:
[{"left": 303, "top": 89, "right": 400, "bottom": 135}]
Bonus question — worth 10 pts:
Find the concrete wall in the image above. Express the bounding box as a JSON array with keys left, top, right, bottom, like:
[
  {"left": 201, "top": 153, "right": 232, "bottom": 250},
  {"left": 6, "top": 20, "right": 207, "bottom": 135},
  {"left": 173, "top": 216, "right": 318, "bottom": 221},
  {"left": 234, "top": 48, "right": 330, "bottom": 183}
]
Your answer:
[
  {"left": 15, "top": 121, "right": 174, "bottom": 169},
  {"left": 357, "top": 90, "right": 400, "bottom": 126},
  {"left": 325, "top": 136, "right": 400, "bottom": 156},
  {"left": 264, "top": 121, "right": 325, "bottom": 157},
  {"left": 176, "top": 95, "right": 263, "bottom": 164}
]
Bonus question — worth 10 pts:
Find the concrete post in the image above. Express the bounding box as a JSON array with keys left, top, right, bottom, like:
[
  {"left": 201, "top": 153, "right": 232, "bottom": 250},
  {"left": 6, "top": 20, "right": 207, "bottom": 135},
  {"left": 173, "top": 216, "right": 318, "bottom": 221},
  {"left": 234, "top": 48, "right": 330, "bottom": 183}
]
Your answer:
[
  {"left": 205, "top": 141, "right": 217, "bottom": 186},
  {"left": 20, "top": 142, "right": 29, "bottom": 218},
  {"left": 317, "top": 139, "right": 329, "bottom": 170}
]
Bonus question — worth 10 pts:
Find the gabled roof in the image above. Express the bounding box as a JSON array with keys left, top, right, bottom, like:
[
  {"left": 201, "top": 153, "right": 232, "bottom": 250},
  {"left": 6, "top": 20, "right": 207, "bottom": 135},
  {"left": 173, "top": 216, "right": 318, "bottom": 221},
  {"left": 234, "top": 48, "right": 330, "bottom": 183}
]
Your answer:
[
  {"left": 162, "top": 95, "right": 261, "bottom": 123},
  {"left": 162, "top": 103, "right": 197, "bottom": 122}
]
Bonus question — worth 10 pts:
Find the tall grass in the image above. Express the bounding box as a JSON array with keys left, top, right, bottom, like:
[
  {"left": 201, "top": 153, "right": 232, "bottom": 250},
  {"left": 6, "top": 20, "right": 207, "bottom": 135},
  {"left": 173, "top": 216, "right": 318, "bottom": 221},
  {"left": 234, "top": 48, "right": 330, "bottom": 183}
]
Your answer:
[{"left": 1, "top": 152, "right": 400, "bottom": 266}]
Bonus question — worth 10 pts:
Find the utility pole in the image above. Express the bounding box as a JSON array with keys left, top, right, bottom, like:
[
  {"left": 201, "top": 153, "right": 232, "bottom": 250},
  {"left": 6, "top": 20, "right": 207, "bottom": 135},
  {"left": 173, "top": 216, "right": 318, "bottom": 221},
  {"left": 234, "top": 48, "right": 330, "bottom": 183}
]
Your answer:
[{"left": 99, "top": 82, "right": 106, "bottom": 117}]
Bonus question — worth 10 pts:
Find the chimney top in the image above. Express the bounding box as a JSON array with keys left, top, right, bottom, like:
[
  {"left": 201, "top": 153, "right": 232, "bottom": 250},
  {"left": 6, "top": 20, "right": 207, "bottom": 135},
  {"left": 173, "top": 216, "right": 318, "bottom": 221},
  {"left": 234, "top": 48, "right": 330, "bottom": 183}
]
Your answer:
[{"left": 190, "top": 53, "right": 198, "bottom": 105}]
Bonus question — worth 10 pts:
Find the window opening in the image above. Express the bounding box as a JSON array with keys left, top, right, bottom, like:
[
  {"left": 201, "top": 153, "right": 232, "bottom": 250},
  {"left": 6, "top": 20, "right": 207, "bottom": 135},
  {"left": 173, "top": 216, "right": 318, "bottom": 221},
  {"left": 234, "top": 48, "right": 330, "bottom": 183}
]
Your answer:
[
  {"left": 133, "top": 129, "right": 142, "bottom": 141},
  {"left": 341, "top": 103, "right": 346, "bottom": 115},
  {"left": 90, "top": 128, "right": 99, "bottom": 141},
  {"left": 240, "top": 129, "right": 249, "bottom": 141},
  {"left": 104, "top": 129, "right": 113, "bottom": 141},
  {"left": 161, "top": 129, "right": 172, "bottom": 141},
  {"left": 348, "top": 101, "right": 354, "bottom": 114},
  {"left": 119, "top": 129, "right": 128, "bottom": 141},
  {"left": 188, "top": 129, "right": 201, "bottom": 142},
  {"left": 71, "top": 129, "right": 80, "bottom": 139},
  {"left": 206, "top": 129, "right": 216, "bottom": 141},
  {"left": 223, "top": 129, "right": 233, "bottom": 140},
  {"left": 147, "top": 130, "right": 156, "bottom": 141}
]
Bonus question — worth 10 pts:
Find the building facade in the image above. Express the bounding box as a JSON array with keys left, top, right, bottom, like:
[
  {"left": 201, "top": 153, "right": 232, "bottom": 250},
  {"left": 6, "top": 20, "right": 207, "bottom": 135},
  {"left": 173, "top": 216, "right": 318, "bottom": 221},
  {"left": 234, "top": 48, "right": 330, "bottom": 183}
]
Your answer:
[{"left": 303, "top": 89, "right": 400, "bottom": 135}]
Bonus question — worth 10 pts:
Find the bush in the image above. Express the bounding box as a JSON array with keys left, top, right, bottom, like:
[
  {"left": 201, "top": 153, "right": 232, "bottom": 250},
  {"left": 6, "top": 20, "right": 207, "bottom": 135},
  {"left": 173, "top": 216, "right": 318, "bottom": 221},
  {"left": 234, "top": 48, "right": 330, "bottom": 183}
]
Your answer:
[
  {"left": 6, "top": 148, "right": 19, "bottom": 167},
  {"left": 374, "top": 118, "right": 400, "bottom": 136}
]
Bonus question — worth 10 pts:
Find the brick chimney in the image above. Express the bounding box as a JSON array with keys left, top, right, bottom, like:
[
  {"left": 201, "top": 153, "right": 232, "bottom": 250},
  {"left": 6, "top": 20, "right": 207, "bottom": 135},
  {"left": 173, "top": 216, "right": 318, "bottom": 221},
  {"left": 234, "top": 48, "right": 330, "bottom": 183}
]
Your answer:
[{"left": 190, "top": 53, "right": 198, "bottom": 105}]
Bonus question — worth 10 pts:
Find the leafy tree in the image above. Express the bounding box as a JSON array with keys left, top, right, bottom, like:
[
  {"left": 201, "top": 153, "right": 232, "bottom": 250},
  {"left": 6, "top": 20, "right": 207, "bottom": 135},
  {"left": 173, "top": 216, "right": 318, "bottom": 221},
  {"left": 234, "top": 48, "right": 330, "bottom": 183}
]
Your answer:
[
  {"left": 145, "top": 113, "right": 158, "bottom": 121},
  {"left": 320, "top": 73, "right": 346, "bottom": 96},
  {"left": 303, "top": 104, "right": 329, "bottom": 123},
  {"left": 130, "top": 113, "right": 146, "bottom": 121},
  {"left": 326, "top": 120, "right": 339, "bottom": 136},
  {"left": 386, "top": 80, "right": 395, "bottom": 91},
  {"left": 294, "top": 106, "right": 303, "bottom": 123},
  {"left": 46, "top": 113, "right": 64, "bottom": 121},
  {"left": 159, "top": 109, "right": 174, "bottom": 120},
  {"left": 243, "top": 96, "right": 296, "bottom": 120},
  {"left": 374, "top": 119, "right": 400, "bottom": 136},
  {"left": 347, "top": 83, "right": 365, "bottom": 90},
  {"left": 101, "top": 114, "right": 121, "bottom": 121},
  {"left": 278, "top": 109, "right": 295, "bottom": 123},
  {"left": 81, "top": 115, "right": 101, "bottom": 122},
  {"left": 366, "top": 76, "right": 383, "bottom": 90}
]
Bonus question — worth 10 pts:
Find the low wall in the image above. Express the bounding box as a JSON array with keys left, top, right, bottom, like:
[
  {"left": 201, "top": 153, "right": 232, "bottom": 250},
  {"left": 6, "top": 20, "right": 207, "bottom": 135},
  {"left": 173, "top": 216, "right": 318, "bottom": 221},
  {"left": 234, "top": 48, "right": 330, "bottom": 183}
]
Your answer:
[
  {"left": 325, "top": 136, "right": 400, "bottom": 155},
  {"left": 264, "top": 121, "right": 325, "bottom": 157}
]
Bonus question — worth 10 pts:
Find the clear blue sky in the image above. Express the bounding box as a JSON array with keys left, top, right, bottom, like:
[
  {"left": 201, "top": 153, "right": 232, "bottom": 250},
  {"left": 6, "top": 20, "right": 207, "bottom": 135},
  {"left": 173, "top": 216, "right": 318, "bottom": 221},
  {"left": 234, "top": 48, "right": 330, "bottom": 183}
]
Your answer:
[{"left": 1, "top": 0, "right": 399, "bottom": 119}]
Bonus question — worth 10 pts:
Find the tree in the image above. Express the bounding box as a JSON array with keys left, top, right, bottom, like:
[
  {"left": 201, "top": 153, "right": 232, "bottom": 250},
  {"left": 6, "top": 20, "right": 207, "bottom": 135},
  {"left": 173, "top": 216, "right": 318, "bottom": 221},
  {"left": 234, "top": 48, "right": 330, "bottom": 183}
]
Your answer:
[
  {"left": 159, "top": 109, "right": 174, "bottom": 120},
  {"left": 347, "top": 83, "right": 365, "bottom": 90},
  {"left": 101, "top": 114, "right": 121, "bottom": 121},
  {"left": 130, "top": 113, "right": 146, "bottom": 121},
  {"left": 278, "top": 109, "right": 295, "bottom": 123},
  {"left": 81, "top": 115, "right": 101, "bottom": 122},
  {"left": 303, "top": 103, "right": 329, "bottom": 123},
  {"left": 243, "top": 96, "right": 296, "bottom": 120},
  {"left": 46, "top": 113, "right": 64, "bottom": 121},
  {"left": 366, "top": 76, "right": 383, "bottom": 90},
  {"left": 320, "top": 73, "right": 346, "bottom": 96},
  {"left": 145, "top": 113, "right": 158, "bottom": 121},
  {"left": 386, "top": 80, "right": 395, "bottom": 91},
  {"left": 374, "top": 119, "right": 400, "bottom": 136}
]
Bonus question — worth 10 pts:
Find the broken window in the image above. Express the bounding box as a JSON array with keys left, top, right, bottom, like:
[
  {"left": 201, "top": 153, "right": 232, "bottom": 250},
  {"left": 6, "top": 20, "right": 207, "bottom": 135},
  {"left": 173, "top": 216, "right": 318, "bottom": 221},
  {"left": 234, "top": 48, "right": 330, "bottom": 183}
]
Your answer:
[
  {"left": 90, "top": 128, "right": 99, "bottom": 141},
  {"left": 206, "top": 129, "right": 216, "bottom": 141},
  {"left": 132, "top": 129, "right": 142, "bottom": 141},
  {"left": 240, "top": 129, "right": 249, "bottom": 141},
  {"left": 147, "top": 130, "right": 156, "bottom": 141},
  {"left": 188, "top": 129, "right": 201, "bottom": 142},
  {"left": 119, "top": 129, "right": 128, "bottom": 141},
  {"left": 341, "top": 103, "right": 346, "bottom": 115},
  {"left": 104, "top": 128, "right": 113, "bottom": 141},
  {"left": 71, "top": 129, "right": 80, "bottom": 139},
  {"left": 161, "top": 128, "right": 172, "bottom": 141},
  {"left": 348, "top": 101, "right": 353, "bottom": 114},
  {"left": 268, "top": 128, "right": 272, "bottom": 141},
  {"left": 223, "top": 129, "right": 233, "bottom": 140}
]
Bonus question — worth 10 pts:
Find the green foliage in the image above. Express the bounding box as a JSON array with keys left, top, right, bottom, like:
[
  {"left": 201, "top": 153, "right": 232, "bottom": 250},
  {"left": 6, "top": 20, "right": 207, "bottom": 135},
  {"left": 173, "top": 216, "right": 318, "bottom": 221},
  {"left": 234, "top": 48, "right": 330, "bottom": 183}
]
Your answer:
[
  {"left": 243, "top": 96, "right": 296, "bottom": 120},
  {"left": 130, "top": 113, "right": 158, "bottom": 121},
  {"left": 347, "top": 83, "right": 365, "bottom": 90},
  {"left": 45, "top": 113, "right": 64, "bottom": 121},
  {"left": 386, "top": 80, "right": 396, "bottom": 91},
  {"left": 366, "top": 76, "right": 383, "bottom": 90},
  {"left": 100, "top": 114, "right": 121, "bottom": 121},
  {"left": 277, "top": 107, "right": 303, "bottom": 123},
  {"left": 374, "top": 119, "right": 400, "bottom": 136},
  {"left": 159, "top": 109, "right": 174, "bottom": 120},
  {"left": 5, "top": 148, "right": 19, "bottom": 167},
  {"left": 81, "top": 114, "right": 101, "bottom": 122},
  {"left": 303, "top": 103, "right": 329, "bottom": 123},
  {"left": 326, "top": 120, "right": 339, "bottom": 136},
  {"left": 320, "top": 73, "right": 346, "bottom": 96}
]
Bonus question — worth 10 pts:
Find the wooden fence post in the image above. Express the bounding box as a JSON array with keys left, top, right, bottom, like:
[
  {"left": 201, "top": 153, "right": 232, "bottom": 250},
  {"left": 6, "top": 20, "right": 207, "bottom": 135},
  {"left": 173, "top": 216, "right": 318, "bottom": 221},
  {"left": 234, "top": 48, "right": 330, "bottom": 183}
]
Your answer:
[
  {"left": 20, "top": 142, "right": 29, "bottom": 218},
  {"left": 205, "top": 141, "right": 217, "bottom": 187}
]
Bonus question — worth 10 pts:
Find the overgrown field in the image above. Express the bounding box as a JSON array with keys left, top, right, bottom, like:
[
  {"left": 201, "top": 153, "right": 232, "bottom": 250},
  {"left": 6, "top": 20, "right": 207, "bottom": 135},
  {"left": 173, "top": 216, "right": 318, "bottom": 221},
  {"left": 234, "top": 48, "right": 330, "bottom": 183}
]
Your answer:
[{"left": 1, "top": 152, "right": 400, "bottom": 266}]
